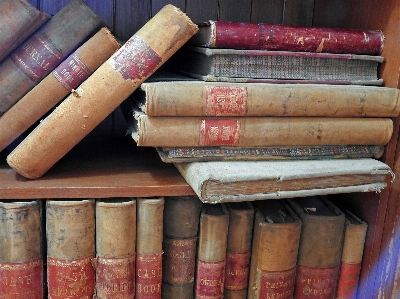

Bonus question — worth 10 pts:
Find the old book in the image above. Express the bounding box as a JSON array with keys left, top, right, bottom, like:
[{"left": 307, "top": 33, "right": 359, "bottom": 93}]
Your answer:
[
  {"left": 0, "top": 27, "right": 120, "bottom": 153},
  {"left": 46, "top": 199, "right": 95, "bottom": 299},
  {"left": 0, "top": 200, "right": 43, "bottom": 299},
  {"left": 247, "top": 199, "right": 302, "bottom": 299},
  {"left": 287, "top": 196, "right": 345, "bottom": 299},
  {"left": 188, "top": 21, "right": 384, "bottom": 55},
  {"left": 335, "top": 209, "right": 368, "bottom": 299},
  {"left": 136, "top": 197, "right": 165, "bottom": 299},
  {"left": 162, "top": 196, "right": 202, "bottom": 299},
  {"left": 6, "top": 4, "right": 198, "bottom": 179},
  {"left": 95, "top": 199, "right": 137, "bottom": 299},
  {"left": 0, "top": 0, "right": 50, "bottom": 62},
  {"left": 195, "top": 203, "right": 229, "bottom": 299},
  {"left": 174, "top": 46, "right": 383, "bottom": 85},
  {"left": 135, "top": 80, "right": 400, "bottom": 117},
  {"left": 224, "top": 202, "right": 254, "bottom": 299},
  {"left": 174, "top": 158, "right": 394, "bottom": 203},
  {"left": 0, "top": 0, "right": 104, "bottom": 116}
]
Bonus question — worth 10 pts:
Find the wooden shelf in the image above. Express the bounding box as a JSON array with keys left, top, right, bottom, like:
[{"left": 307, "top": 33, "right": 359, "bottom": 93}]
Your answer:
[{"left": 0, "top": 137, "right": 195, "bottom": 199}]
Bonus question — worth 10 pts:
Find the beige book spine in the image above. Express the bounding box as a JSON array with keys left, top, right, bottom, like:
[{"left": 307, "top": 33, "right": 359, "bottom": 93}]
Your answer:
[{"left": 7, "top": 4, "right": 198, "bottom": 179}]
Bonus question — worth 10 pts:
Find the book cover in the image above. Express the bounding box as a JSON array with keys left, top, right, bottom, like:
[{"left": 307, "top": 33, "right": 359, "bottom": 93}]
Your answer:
[
  {"left": 174, "top": 46, "right": 383, "bottom": 85},
  {"left": 6, "top": 4, "right": 199, "bottom": 179},
  {"left": 0, "top": 27, "right": 120, "bottom": 153},
  {"left": 95, "top": 199, "right": 137, "bottom": 299},
  {"left": 287, "top": 196, "right": 346, "bottom": 299},
  {"left": 46, "top": 199, "right": 95, "bottom": 299},
  {"left": 247, "top": 199, "right": 302, "bottom": 299},
  {"left": 0, "top": 200, "right": 43, "bottom": 299},
  {"left": 188, "top": 21, "right": 384, "bottom": 55},
  {"left": 0, "top": 0, "right": 104, "bottom": 116},
  {"left": 174, "top": 158, "right": 393, "bottom": 203},
  {"left": 162, "top": 196, "right": 202, "bottom": 299}
]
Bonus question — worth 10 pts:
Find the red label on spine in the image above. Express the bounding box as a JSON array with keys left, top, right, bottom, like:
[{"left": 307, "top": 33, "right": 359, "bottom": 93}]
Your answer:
[
  {"left": 205, "top": 86, "right": 248, "bottom": 116},
  {"left": 162, "top": 237, "right": 197, "bottom": 285},
  {"left": 136, "top": 253, "right": 162, "bottom": 299},
  {"left": 255, "top": 267, "right": 296, "bottom": 299},
  {"left": 224, "top": 251, "right": 251, "bottom": 291},
  {"left": 199, "top": 119, "right": 240, "bottom": 146},
  {"left": 336, "top": 262, "right": 361, "bottom": 298},
  {"left": 195, "top": 259, "right": 225, "bottom": 299},
  {"left": 0, "top": 258, "right": 43, "bottom": 299},
  {"left": 95, "top": 255, "right": 136, "bottom": 299},
  {"left": 11, "top": 32, "right": 62, "bottom": 82},
  {"left": 47, "top": 256, "right": 95, "bottom": 299},
  {"left": 294, "top": 265, "right": 339, "bottom": 299}
]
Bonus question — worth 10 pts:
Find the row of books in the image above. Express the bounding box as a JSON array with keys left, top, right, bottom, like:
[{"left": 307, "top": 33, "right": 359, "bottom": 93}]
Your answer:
[{"left": 0, "top": 195, "right": 366, "bottom": 299}]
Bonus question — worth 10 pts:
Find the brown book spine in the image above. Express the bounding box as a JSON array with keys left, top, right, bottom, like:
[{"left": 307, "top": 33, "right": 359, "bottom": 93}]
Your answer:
[
  {"left": 6, "top": 4, "right": 198, "bottom": 179},
  {"left": 195, "top": 203, "right": 229, "bottom": 299},
  {"left": 0, "top": 200, "right": 43, "bottom": 299},
  {"left": 136, "top": 197, "right": 165, "bottom": 299},
  {"left": 95, "top": 199, "right": 137, "bottom": 299},
  {"left": 46, "top": 199, "right": 95, "bottom": 299},
  {"left": 224, "top": 202, "right": 254, "bottom": 299},
  {"left": 162, "top": 196, "right": 202, "bottom": 299},
  {"left": 0, "top": 27, "right": 120, "bottom": 153}
]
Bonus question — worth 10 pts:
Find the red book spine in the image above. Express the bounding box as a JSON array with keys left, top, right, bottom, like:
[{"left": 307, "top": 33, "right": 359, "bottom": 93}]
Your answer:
[
  {"left": 136, "top": 253, "right": 163, "bottom": 299},
  {"left": 336, "top": 262, "right": 362, "bottom": 299},
  {"left": 256, "top": 267, "right": 296, "bottom": 299},
  {"left": 195, "top": 260, "right": 226, "bottom": 299}
]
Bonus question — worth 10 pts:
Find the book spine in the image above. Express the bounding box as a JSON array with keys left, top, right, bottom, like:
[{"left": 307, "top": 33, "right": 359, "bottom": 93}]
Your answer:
[
  {"left": 136, "top": 197, "right": 165, "bottom": 299},
  {"left": 6, "top": 4, "right": 199, "bottom": 179},
  {"left": 0, "top": 201, "right": 43, "bottom": 299},
  {"left": 46, "top": 199, "right": 95, "bottom": 299},
  {"left": 95, "top": 199, "right": 137, "bottom": 299},
  {"left": 0, "top": 27, "right": 120, "bottom": 153}
]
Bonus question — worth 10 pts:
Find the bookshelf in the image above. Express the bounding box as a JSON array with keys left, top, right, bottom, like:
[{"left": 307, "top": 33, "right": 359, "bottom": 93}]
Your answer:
[{"left": 1, "top": 0, "right": 399, "bottom": 298}]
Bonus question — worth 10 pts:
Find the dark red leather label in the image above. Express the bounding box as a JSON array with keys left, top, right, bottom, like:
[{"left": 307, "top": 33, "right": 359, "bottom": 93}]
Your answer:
[
  {"left": 0, "top": 258, "right": 43, "bottom": 299},
  {"left": 336, "top": 262, "right": 361, "bottom": 298},
  {"left": 224, "top": 251, "right": 251, "bottom": 291},
  {"left": 255, "top": 267, "right": 296, "bottom": 299},
  {"left": 199, "top": 119, "right": 240, "bottom": 146},
  {"left": 195, "top": 259, "right": 225, "bottom": 299},
  {"left": 295, "top": 265, "right": 339, "bottom": 298},
  {"left": 205, "top": 86, "right": 248, "bottom": 116},
  {"left": 47, "top": 256, "right": 95, "bottom": 299},
  {"left": 136, "top": 253, "right": 162, "bottom": 299}
]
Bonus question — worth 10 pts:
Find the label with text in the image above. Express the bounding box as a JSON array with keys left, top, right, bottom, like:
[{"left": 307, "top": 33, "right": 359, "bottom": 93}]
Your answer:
[
  {"left": 136, "top": 253, "right": 162, "bottom": 299},
  {"left": 199, "top": 119, "right": 240, "bottom": 146},
  {"left": 224, "top": 251, "right": 251, "bottom": 291},
  {"left": 195, "top": 259, "right": 225, "bottom": 299},
  {"left": 255, "top": 267, "right": 296, "bottom": 299},
  {"left": 205, "top": 86, "right": 248, "bottom": 116},
  {"left": 335, "top": 262, "right": 361, "bottom": 298}
]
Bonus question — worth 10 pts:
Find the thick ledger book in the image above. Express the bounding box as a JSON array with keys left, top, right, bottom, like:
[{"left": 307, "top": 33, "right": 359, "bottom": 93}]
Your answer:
[
  {"left": 0, "top": 0, "right": 104, "bottom": 116},
  {"left": 174, "top": 158, "right": 394, "bottom": 203},
  {"left": 162, "top": 196, "right": 202, "bottom": 299},
  {"left": 95, "top": 199, "right": 137, "bottom": 299},
  {"left": 188, "top": 21, "right": 384, "bottom": 55},
  {"left": 195, "top": 203, "right": 229, "bottom": 299},
  {"left": 136, "top": 197, "right": 165, "bottom": 299},
  {"left": 287, "top": 196, "right": 346, "bottom": 299},
  {"left": 224, "top": 202, "right": 254, "bottom": 299},
  {"left": 174, "top": 46, "right": 384, "bottom": 85},
  {"left": 247, "top": 200, "right": 302, "bottom": 299},
  {"left": 136, "top": 81, "right": 400, "bottom": 117},
  {"left": 0, "top": 0, "right": 50, "bottom": 62},
  {"left": 6, "top": 4, "right": 199, "bottom": 179},
  {"left": 0, "top": 201, "right": 43, "bottom": 299},
  {"left": 335, "top": 209, "right": 368, "bottom": 299},
  {"left": 46, "top": 199, "right": 95, "bottom": 299},
  {"left": 0, "top": 27, "right": 120, "bottom": 153}
]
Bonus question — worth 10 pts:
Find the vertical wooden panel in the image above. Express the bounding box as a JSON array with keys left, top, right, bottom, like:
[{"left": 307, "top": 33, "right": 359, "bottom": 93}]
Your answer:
[
  {"left": 282, "top": 0, "right": 315, "bottom": 26},
  {"left": 84, "top": 0, "right": 114, "bottom": 31},
  {"left": 218, "top": 0, "right": 252, "bottom": 22},
  {"left": 251, "top": 0, "right": 285, "bottom": 24},
  {"left": 39, "top": 0, "right": 68, "bottom": 15},
  {"left": 28, "top": 0, "right": 38, "bottom": 8},
  {"left": 312, "top": 0, "right": 349, "bottom": 28},
  {"left": 152, "top": 0, "right": 186, "bottom": 17},
  {"left": 186, "top": 0, "right": 218, "bottom": 24}
]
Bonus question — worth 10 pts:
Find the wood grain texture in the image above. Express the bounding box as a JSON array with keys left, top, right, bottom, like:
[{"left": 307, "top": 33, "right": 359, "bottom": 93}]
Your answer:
[
  {"left": 218, "top": 0, "right": 252, "bottom": 22},
  {"left": 251, "top": 0, "right": 284, "bottom": 23},
  {"left": 185, "top": 0, "right": 218, "bottom": 24},
  {"left": 283, "top": 0, "right": 315, "bottom": 26}
]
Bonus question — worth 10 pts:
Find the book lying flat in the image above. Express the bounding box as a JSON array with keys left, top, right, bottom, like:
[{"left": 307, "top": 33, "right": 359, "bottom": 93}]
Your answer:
[{"left": 174, "top": 159, "right": 394, "bottom": 203}]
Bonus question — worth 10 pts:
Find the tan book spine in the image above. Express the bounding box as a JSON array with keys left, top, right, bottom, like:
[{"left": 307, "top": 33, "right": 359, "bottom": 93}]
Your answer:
[
  {"left": 6, "top": 4, "right": 198, "bottom": 179},
  {"left": 95, "top": 198, "right": 137, "bottom": 299},
  {"left": 0, "top": 200, "right": 43, "bottom": 299},
  {"left": 0, "top": 27, "right": 120, "bottom": 152},
  {"left": 136, "top": 197, "right": 165, "bottom": 299},
  {"left": 46, "top": 199, "right": 95, "bottom": 299}
]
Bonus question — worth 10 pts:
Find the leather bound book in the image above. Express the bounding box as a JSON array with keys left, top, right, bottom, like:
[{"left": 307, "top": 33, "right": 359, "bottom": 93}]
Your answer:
[
  {"left": 162, "top": 196, "right": 202, "bottom": 299},
  {"left": 136, "top": 197, "right": 165, "bottom": 299},
  {"left": 287, "top": 196, "right": 346, "bottom": 299},
  {"left": 0, "top": 27, "right": 120, "bottom": 153},
  {"left": 224, "top": 202, "right": 254, "bottom": 299},
  {"left": 0, "top": 0, "right": 104, "bottom": 116},
  {"left": 95, "top": 199, "right": 137, "bottom": 299},
  {"left": 0, "top": 201, "right": 43, "bottom": 299},
  {"left": 46, "top": 199, "right": 95, "bottom": 299},
  {"left": 7, "top": 4, "right": 198, "bottom": 179},
  {"left": 247, "top": 199, "right": 302, "bottom": 299},
  {"left": 195, "top": 203, "right": 229, "bottom": 299}
]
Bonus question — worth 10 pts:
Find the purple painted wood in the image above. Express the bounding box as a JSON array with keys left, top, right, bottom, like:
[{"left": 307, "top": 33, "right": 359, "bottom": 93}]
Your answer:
[
  {"left": 283, "top": 0, "right": 315, "bottom": 26},
  {"left": 251, "top": 0, "right": 285, "bottom": 23},
  {"left": 151, "top": 0, "right": 185, "bottom": 17},
  {"left": 186, "top": 0, "right": 218, "bottom": 24},
  {"left": 84, "top": 0, "right": 113, "bottom": 31},
  {"left": 219, "top": 0, "right": 252, "bottom": 22}
]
